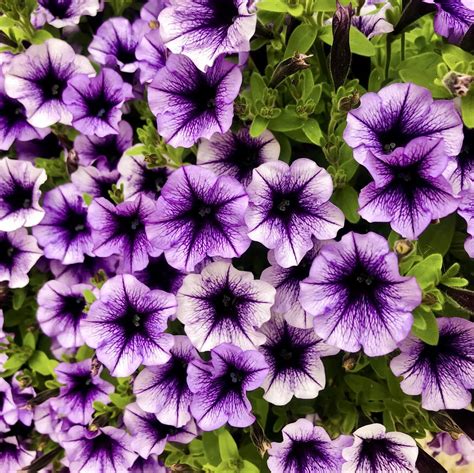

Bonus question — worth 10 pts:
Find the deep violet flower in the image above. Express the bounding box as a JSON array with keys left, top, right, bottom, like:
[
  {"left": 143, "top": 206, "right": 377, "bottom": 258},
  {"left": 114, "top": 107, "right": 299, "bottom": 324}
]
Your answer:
[
  {"left": 428, "top": 432, "right": 474, "bottom": 466},
  {"left": 351, "top": 2, "right": 394, "bottom": 38},
  {"left": 147, "top": 165, "right": 250, "bottom": 271},
  {"left": 0, "top": 158, "right": 47, "bottom": 231},
  {"left": 63, "top": 68, "right": 134, "bottom": 137},
  {"left": 158, "top": 0, "right": 257, "bottom": 71},
  {"left": 246, "top": 159, "right": 344, "bottom": 268},
  {"left": 60, "top": 426, "right": 137, "bottom": 473},
  {"left": 15, "top": 134, "right": 65, "bottom": 162},
  {"left": 300, "top": 232, "right": 422, "bottom": 356},
  {"left": 134, "top": 335, "right": 198, "bottom": 427},
  {"left": 341, "top": 423, "right": 418, "bottom": 473},
  {"left": 0, "top": 229, "right": 42, "bottom": 288},
  {"left": 123, "top": 402, "right": 197, "bottom": 458},
  {"left": 0, "top": 378, "right": 18, "bottom": 431},
  {"left": 177, "top": 261, "right": 275, "bottom": 351},
  {"left": 446, "top": 126, "right": 473, "bottom": 193},
  {"left": 4, "top": 39, "right": 95, "bottom": 128},
  {"left": 261, "top": 242, "right": 324, "bottom": 329},
  {"left": 197, "top": 128, "right": 280, "bottom": 187},
  {"left": 88, "top": 18, "right": 147, "bottom": 73},
  {"left": 135, "top": 30, "right": 168, "bottom": 84},
  {"left": 71, "top": 166, "right": 119, "bottom": 200},
  {"left": 343, "top": 82, "right": 464, "bottom": 164},
  {"left": 49, "top": 360, "right": 114, "bottom": 425},
  {"left": 187, "top": 343, "right": 268, "bottom": 431},
  {"left": 148, "top": 55, "right": 242, "bottom": 148},
  {"left": 458, "top": 189, "right": 474, "bottom": 257},
  {"left": 37, "top": 280, "right": 92, "bottom": 348},
  {"left": 32, "top": 183, "right": 94, "bottom": 264},
  {"left": 31, "top": 0, "right": 100, "bottom": 29},
  {"left": 259, "top": 313, "right": 339, "bottom": 406},
  {"left": 88, "top": 194, "right": 159, "bottom": 273},
  {"left": 267, "top": 419, "right": 344, "bottom": 473},
  {"left": 0, "top": 74, "right": 50, "bottom": 150},
  {"left": 390, "top": 317, "right": 474, "bottom": 411},
  {"left": 358, "top": 137, "right": 459, "bottom": 239},
  {"left": 117, "top": 153, "right": 172, "bottom": 200},
  {"left": 74, "top": 120, "right": 133, "bottom": 170},
  {"left": 0, "top": 437, "right": 35, "bottom": 472},
  {"left": 80, "top": 275, "right": 175, "bottom": 377},
  {"left": 423, "top": 0, "right": 474, "bottom": 44}
]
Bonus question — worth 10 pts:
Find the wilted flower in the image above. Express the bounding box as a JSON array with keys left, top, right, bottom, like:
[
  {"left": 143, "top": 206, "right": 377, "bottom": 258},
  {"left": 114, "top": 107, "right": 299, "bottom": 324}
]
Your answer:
[
  {"left": 31, "top": 0, "right": 100, "bottom": 29},
  {"left": 0, "top": 437, "right": 35, "bottom": 472},
  {"left": 71, "top": 166, "right": 119, "bottom": 200},
  {"left": 300, "top": 232, "right": 422, "bottom": 356},
  {"left": 390, "top": 317, "right": 474, "bottom": 410},
  {"left": 136, "top": 30, "right": 168, "bottom": 84}
]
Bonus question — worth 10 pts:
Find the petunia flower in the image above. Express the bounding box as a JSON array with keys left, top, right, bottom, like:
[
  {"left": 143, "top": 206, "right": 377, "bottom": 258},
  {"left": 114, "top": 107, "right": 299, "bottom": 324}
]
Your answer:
[
  {"left": 0, "top": 158, "right": 47, "bottom": 231},
  {"left": 37, "top": 280, "right": 92, "bottom": 348},
  {"left": 423, "top": 0, "right": 474, "bottom": 44},
  {"left": 246, "top": 159, "right": 344, "bottom": 268},
  {"left": 10, "top": 377, "right": 35, "bottom": 427},
  {"left": 71, "top": 166, "right": 119, "bottom": 200},
  {"left": 0, "top": 229, "right": 42, "bottom": 288},
  {"left": 60, "top": 426, "right": 138, "bottom": 473},
  {"left": 134, "top": 335, "right": 198, "bottom": 427},
  {"left": 148, "top": 55, "right": 242, "bottom": 148},
  {"left": 32, "top": 183, "right": 94, "bottom": 264},
  {"left": 0, "top": 378, "right": 18, "bottom": 431},
  {"left": 259, "top": 313, "right": 339, "bottom": 406},
  {"left": 4, "top": 39, "right": 95, "bottom": 128},
  {"left": 147, "top": 165, "right": 250, "bottom": 271},
  {"left": 267, "top": 419, "right": 344, "bottom": 473},
  {"left": 343, "top": 82, "right": 464, "bottom": 164},
  {"left": 458, "top": 189, "right": 474, "bottom": 257},
  {"left": 358, "top": 137, "right": 459, "bottom": 239},
  {"left": 80, "top": 274, "right": 175, "bottom": 377},
  {"left": 187, "top": 343, "right": 268, "bottom": 431},
  {"left": 158, "top": 0, "right": 257, "bottom": 71},
  {"left": 197, "top": 128, "right": 280, "bottom": 187},
  {"left": 351, "top": 2, "right": 394, "bottom": 38},
  {"left": 117, "top": 153, "right": 172, "bottom": 200},
  {"left": 123, "top": 402, "right": 197, "bottom": 458},
  {"left": 88, "top": 18, "right": 147, "bottom": 73},
  {"left": 130, "top": 456, "right": 166, "bottom": 473},
  {"left": 74, "top": 120, "right": 133, "bottom": 170},
  {"left": 341, "top": 423, "right": 418, "bottom": 472},
  {"left": 50, "top": 360, "right": 114, "bottom": 425},
  {"left": 300, "top": 232, "right": 422, "bottom": 356},
  {"left": 31, "top": 0, "right": 100, "bottom": 29},
  {"left": 63, "top": 68, "right": 134, "bottom": 137},
  {"left": 141, "top": 0, "right": 170, "bottom": 21},
  {"left": 0, "top": 437, "right": 35, "bottom": 472},
  {"left": 135, "top": 29, "right": 168, "bottom": 84},
  {"left": 88, "top": 194, "right": 159, "bottom": 273},
  {"left": 445, "top": 126, "right": 473, "bottom": 193},
  {"left": 15, "top": 134, "right": 65, "bottom": 162},
  {"left": 390, "top": 317, "right": 474, "bottom": 411},
  {"left": 134, "top": 255, "right": 186, "bottom": 294},
  {"left": 428, "top": 432, "right": 474, "bottom": 466},
  {"left": 34, "top": 399, "right": 74, "bottom": 442},
  {"left": 177, "top": 261, "right": 275, "bottom": 351},
  {"left": 0, "top": 73, "right": 49, "bottom": 150}
]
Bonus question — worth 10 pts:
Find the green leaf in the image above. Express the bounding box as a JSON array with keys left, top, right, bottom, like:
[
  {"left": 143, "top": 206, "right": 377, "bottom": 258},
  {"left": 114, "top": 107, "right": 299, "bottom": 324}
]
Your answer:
[
  {"left": 273, "top": 133, "right": 291, "bottom": 163},
  {"left": 30, "top": 29, "right": 53, "bottom": 44},
  {"left": 23, "top": 332, "right": 36, "bottom": 350},
  {"left": 250, "top": 116, "right": 269, "bottom": 137},
  {"left": 268, "top": 107, "right": 305, "bottom": 132},
  {"left": 441, "top": 44, "right": 473, "bottom": 69},
  {"left": 441, "top": 277, "right": 468, "bottom": 288},
  {"left": 28, "top": 351, "right": 58, "bottom": 376},
  {"left": 3, "top": 351, "right": 32, "bottom": 372},
  {"left": 12, "top": 288, "right": 26, "bottom": 310},
  {"left": 218, "top": 430, "right": 239, "bottom": 461},
  {"left": 110, "top": 393, "right": 133, "bottom": 409},
  {"left": 83, "top": 193, "right": 93, "bottom": 206},
  {"left": 76, "top": 345, "right": 94, "bottom": 361},
  {"left": 417, "top": 213, "right": 456, "bottom": 256},
  {"left": 284, "top": 24, "right": 318, "bottom": 59},
  {"left": 331, "top": 186, "right": 360, "bottom": 223},
  {"left": 318, "top": 26, "right": 375, "bottom": 57},
  {"left": 461, "top": 89, "right": 474, "bottom": 128},
  {"left": 302, "top": 119, "right": 323, "bottom": 145},
  {"left": 407, "top": 254, "right": 443, "bottom": 289},
  {"left": 257, "top": 0, "right": 288, "bottom": 12},
  {"left": 202, "top": 432, "right": 221, "bottom": 466},
  {"left": 83, "top": 289, "right": 96, "bottom": 304},
  {"left": 411, "top": 308, "right": 439, "bottom": 345},
  {"left": 250, "top": 73, "right": 266, "bottom": 102}
]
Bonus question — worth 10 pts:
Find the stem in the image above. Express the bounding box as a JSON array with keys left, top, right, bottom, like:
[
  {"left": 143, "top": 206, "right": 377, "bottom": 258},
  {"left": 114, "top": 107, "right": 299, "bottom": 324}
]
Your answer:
[
  {"left": 314, "top": 40, "right": 330, "bottom": 81},
  {"left": 384, "top": 36, "right": 392, "bottom": 80},
  {"left": 400, "top": 33, "right": 406, "bottom": 62}
]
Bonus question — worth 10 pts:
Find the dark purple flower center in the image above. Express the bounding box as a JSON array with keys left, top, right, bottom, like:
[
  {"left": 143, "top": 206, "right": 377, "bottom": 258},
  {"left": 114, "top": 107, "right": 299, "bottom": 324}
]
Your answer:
[
  {"left": 228, "top": 138, "right": 263, "bottom": 179},
  {"left": 0, "top": 95, "right": 27, "bottom": 125},
  {"left": 62, "top": 295, "right": 86, "bottom": 319},
  {"left": 39, "top": 0, "right": 73, "bottom": 19},
  {"left": 271, "top": 191, "right": 300, "bottom": 219},
  {"left": 120, "top": 306, "right": 148, "bottom": 333},
  {"left": 0, "top": 238, "right": 16, "bottom": 266},
  {"left": 418, "top": 329, "right": 466, "bottom": 361},
  {"left": 135, "top": 255, "right": 184, "bottom": 293},
  {"left": 284, "top": 439, "right": 330, "bottom": 470},
  {"left": 343, "top": 262, "right": 381, "bottom": 300},
  {"left": 378, "top": 125, "right": 413, "bottom": 154},
  {"left": 18, "top": 135, "right": 63, "bottom": 160},
  {"left": 89, "top": 433, "right": 117, "bottom": 457},
  {"left": 84, "top": 90, "right": 113, "bottom": 120},
  {"left": 3, "top": 183, "right": 34, "bottom": 212},
  {"left": 454, "top": 127, "right": 473, "bottom": 188},
  {"left": 117, "top": 214, "right": 144, "bottom": 235},
  {"left": 269, "top": 334, "right": 305, "bottom": 372},
  {"left": 388, "top": 161, "right": 429, "bottom": 200},
  {"left": 186, "top": 78, "right": 217, "bottom": 115},
  {"left": 289, "top": 253, "right": 313, "bottom": 281},
  {"left": 115, "top": 43, "right": 136, "bottom": 65},
  {"left": 210, "top": 288, "right": 241, "bottom": 320},
  {"left": 222, "top": 366, "right": 246, "bottom": 389},
  {"left": 142, "top": 167, "right": 169, "bottom": 197},
  {"left": 358, "top": 438, "right": 401, "bottom": 468},
  {"left": 35, "top": 68, "right": 67, "bottom": 101},
  {"left": 208, "top": 0, "right": 240, "bottom": 27},
  {"left": 64, "top": 209, "right": 88, "bottom": 233}
]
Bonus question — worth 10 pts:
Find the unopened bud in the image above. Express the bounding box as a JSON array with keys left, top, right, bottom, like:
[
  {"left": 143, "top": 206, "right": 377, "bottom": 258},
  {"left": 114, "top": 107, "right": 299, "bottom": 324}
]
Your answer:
[
  {"left": 342, "top": 352, "right": 360, "bottom": 371},
  {"left": 431, "top": 411, "right": 464, "bottom": 440},
  {"left": 269, "top": 53, "right": 312, "bottom": 88},
  {"left": 394, "top": 239, "right": 415, "bottom": 257}
]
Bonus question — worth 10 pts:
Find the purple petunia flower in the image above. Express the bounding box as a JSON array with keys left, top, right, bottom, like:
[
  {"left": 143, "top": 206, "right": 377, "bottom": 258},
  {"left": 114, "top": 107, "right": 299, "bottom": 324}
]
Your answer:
[
  {"left": 123, "top": 402, "right": 197, "bottom": 458},
  {"left": 0, "top": 158, "right": 47, "bottom": 231},
  {"left": 88, "top": 18, "right": 147, "bottom": 73},
  {"left": 63, "top": 68, "right": 134, "bottom": 137},
  {"left": 10, "top": 377, "right": 35, "bottom": 427},
  {"left": 80, "top": 274, "right": 175, "bottom": 377},
  {"left": 343, "top": 83, "right": 464, "bottom": 164},
  {"left": 158, "top": 0, "right": 257, "bottom": 71},
  {"left": 0, "top": 437, "right": 35, "bottom": 472},
  {"left": 130, "top": 455, "right": 166, "bottom": 473},
  {"left": 246, "top": 159, "right": 344, "bottom": 268},
  {"left": 134, "top": 335, "right": 198, "bottom": 427},
  {"left": 177, "top": 261, "right": 275, "bottom": 351},
  {"left": 34, "top": 398, "right": 74, "bottom": 442},
  {"left": 0, "top": 229, "right": 42, "bottom": 288},
  {"left": 300, "top": 232, "right": 422, "bottom": 356},
  {"left": 32, "top": 183, "right": 93, "bottom": 264},
  {"left": 423, "top": 0, "right": 474, "bottom": 44},
  {"left": 358, "top": 137, "right": 459, "bottom": 239},
  {"left": 390, "top": 317, "right": 474, "bottom": 411},
  {"left": 446, "top": 126, "right": 473, "bottom": 193},
  {"left": 15, "top": 134, "right": 65, "bottom": 162},
  {"left": 31, "top": 0, "right": 100, "bottom": 29},
  {"left": 0, "top": 378, "right": 18, "bottom": 431},
  {"left": 147, "top": 165, "right": 250, "bottom": 271},
  {"left": 187, "top": 343, "right": 268, "bottom": 431},
  {"left": 197, "top": 128, "right": 280, "bottom": 187},
  {"left": 74, "top": 120, "right": 133, "bottom": 170},
  {"left": 267, "top": 419, "right": 344, "bottom": 473},
  {"left": 351, "top": 2, "right": 394, "bottom": 38},
  {"left": 259, "top": 313, "right": 339, "bottom": 406},
  {"left": 50, "top": 359, "right": 114, "bottom": 425},
  {"left": 71, "top": 166, "right": 119, "bottom": 200},
  {"left": 141, "top": 0, "right": 170, "bottom": 21},
  {"left": 60, "top": 425, "right": 138, "bottom": 473},
  {"left": 135, "top": 29, "right": 168, "bottom": 84},
  {"left": 117, "top": 154, "right": 172, "bottom": 201},
  {"left": 4, "top": 39, "right": 94, "bottom": 128},
  {"left": 37, "top": 280, "right": 92, "bottom": 348},
  {"left": 148, "top": 55, "right": 242, "bottom": 148},
  {"left": 458, "top": 189, "right": 474, "bottom": 257},
  {"left": 88, "top": 194, "right": 159, "bottom": 273},
  {"left": 428, "top": 432, "right": 474, "bottom": 466},
  {"left": 0, "top": 74, "right": 49, "bottom": 150},
  {"left": 341, "top": 423, "right": 418, "bottom": 472}
]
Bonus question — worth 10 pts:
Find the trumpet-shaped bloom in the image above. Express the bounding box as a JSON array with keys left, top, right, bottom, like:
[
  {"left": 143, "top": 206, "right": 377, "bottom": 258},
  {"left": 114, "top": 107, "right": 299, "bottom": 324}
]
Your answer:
[
  {"left": 71, "top": 166, "right": 119, "bottom": 200},
  {"left": 0, "top": 437, "right": 35, "bottom": 472},
  {"left": 135, "top": 30, "right": 168, "bottom": 84},
  {"left": 31, "top": 0, "right": 100, "bottom": 29}
]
